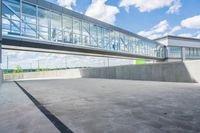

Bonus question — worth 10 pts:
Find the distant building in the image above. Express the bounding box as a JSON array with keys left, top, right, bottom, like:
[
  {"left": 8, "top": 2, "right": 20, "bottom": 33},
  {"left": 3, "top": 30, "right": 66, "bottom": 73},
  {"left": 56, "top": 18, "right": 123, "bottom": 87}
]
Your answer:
[{"left": 155, "top": 35, "right": 200, "bottom": 61}]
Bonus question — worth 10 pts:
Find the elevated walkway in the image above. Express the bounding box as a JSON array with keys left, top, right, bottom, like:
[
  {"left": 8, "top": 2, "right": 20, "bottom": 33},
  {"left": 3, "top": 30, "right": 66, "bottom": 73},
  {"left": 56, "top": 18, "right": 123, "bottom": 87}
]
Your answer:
[{"left": 1, "top": 0, "right": 164, "bottom": 60}]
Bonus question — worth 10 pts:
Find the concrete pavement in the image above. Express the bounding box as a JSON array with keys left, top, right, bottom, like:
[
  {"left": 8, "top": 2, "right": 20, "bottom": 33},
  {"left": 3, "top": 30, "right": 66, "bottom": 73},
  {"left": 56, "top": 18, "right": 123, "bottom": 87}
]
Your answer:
[
  {"left": 16, "top": 78, "right": 200, "bottom": 133},
  {"left": 0, "top": 82, "right": 59, "bottom": 133}
]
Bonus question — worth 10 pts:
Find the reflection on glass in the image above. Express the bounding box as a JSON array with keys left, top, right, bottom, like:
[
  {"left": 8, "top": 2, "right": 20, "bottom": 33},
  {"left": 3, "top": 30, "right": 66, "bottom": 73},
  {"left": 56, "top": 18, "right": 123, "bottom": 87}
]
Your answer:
[
  {"left": 51, "top": 12, "right": 62, "bottom": 42},
  {"left": 38, "top": 8, "right": 50, "bottom": 40},
  {"left": 21, "top": 2, "right": 36, "bottom": 38},
  {"left": 73, "top": 19, "right": 81, "bottom": 45},
  {"left": 63, "top": 15, "right": 72, "bottom": 43},
  {"left": 1, "top": 0, "right": 166, "bottom": 58}
]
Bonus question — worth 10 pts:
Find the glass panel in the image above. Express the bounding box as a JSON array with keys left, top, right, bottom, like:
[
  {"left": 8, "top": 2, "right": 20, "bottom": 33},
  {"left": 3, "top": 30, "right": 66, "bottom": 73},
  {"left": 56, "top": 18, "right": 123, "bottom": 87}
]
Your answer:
[
  {"left": 115, "top": 32, "right": 120, "bottom": 51},
  {"left": 128, "top": 37, "right": 134, "bottom": 53},
  {"left": 63, "top": 15, "right": 72, "bottom": 32},
  {"left": 21, "top": 2, "right": 37, "bottom": 38},
  {"left": 2, "top": 18, "right": 20, "bottom": 35},
  {"left": 73, "top": 18, "right": 81, "bottom": 34},
  {"left": 103, "top": 28, "right": 110, "bottom": 49},
  {"left": 51, "top": 29, "right": 62, "bottom": 42},
  {"left": 90, "top": 23, "right": 98, "bottom": 46},
  {"left": 21, "top": 23, "right": 36, "bottom": 37},
  {"left": 38, "top": 8, "right": 50, "bottom": 40},
  {"left": 38, "top": 26, "right": 48, "bottom": 40},
  {"left": 63, "top": 15, "right": 72, "bottom": 43},
  {"left": 82, "top": 21, "right": 90, "bottom": 36},
  {"left": 73, "top": 33, "right": 81, "bottom": 45},
  {"left": 22, "top": 2, "right": 36, "bottom": 24},
  {"left": 51, "top": 12, "right": 62, "bottom": 42},
  {"left": 119, "top": 33, "right": 125, "bottom": 51},
  {"left": 63, "top": 31, "right": 73, "bottom": 43},
  {"left": 124, "top": 36, "right": 129, "bottom": 52},
  {"left": 97, "top": 26, "right": 104, "bottom": 48},
  {"left": 82, "top": 21, "right": 90, "bottom": 46},
  {"left": 168, "top": 47, "right": 181, "bottom": 58},
  {"left": 110, "top": 31, "right": 116, "bottom": 50},
  {"left": 2, "top": 0, "right": 20, "bottom": 35},
  {"left": 51, "top": 12, "right": 62, "bottom": 30},
  {"left": 73, "top": 18, "right": 81, "bottom": 45},
  {"left": 2, "top": 0, "right": 20, "bottom": 21},
  {"left": 38, "top": 8, "right": 49, "bottom": 27},
  {"left": 135, "top": 38, "right": 140, "bottom": 54}
]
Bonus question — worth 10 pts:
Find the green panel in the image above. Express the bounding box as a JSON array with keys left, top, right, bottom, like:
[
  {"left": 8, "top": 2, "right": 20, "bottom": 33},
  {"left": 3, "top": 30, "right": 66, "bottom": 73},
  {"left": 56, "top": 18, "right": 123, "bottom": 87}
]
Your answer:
[{"left": 136, "top": 59, "right": 145, "bottom": 65}]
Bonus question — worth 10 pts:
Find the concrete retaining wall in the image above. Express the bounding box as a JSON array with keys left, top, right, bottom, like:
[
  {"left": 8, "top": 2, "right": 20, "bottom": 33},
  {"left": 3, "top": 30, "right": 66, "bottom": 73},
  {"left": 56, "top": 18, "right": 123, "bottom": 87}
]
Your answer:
[
  {"left": 4, "top": 60, "right": 200, "bottom": 83},
  {"left": 4, "top": 69, "right": 82, "bottom": 80},
  {"left": 80, "top": 60, "right": 200, "bottom": 83}
]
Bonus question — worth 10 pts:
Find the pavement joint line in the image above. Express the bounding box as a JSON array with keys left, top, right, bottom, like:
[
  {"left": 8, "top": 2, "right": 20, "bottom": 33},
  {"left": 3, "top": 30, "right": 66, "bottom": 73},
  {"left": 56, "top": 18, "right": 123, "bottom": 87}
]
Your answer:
[{"left": 14, "top": 81, "right": 74, "bottom": 133}]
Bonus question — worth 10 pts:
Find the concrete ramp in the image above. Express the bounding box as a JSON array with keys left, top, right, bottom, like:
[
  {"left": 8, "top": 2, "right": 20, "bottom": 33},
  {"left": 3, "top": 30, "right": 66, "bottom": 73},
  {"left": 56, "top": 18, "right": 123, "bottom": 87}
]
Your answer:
[{"left": 80, "top": 60, "right": 200, "bottom": 83}]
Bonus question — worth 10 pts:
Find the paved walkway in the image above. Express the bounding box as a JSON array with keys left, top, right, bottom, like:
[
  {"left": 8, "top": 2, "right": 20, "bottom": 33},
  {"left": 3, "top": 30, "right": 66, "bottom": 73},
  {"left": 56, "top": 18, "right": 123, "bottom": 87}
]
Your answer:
[
  {"left": 16, "top": 78, "right": 200, "bottom": 133},
  {"left": 1, "top": 79, "right": 200, "bottom": 133},
  {"left": 0, "top": 82, "right": 59, "bottom": 133}
]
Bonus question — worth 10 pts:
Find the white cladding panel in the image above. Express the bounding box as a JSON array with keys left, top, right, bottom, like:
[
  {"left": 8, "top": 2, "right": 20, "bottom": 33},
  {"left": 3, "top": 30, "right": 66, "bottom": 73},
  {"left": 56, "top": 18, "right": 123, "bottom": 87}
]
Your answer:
[
  {"left": 168, "top": 38, "right": 200, "bottom": 48},
  {"left": 156, "top": 38, "right": 168, "bottom": 46}
]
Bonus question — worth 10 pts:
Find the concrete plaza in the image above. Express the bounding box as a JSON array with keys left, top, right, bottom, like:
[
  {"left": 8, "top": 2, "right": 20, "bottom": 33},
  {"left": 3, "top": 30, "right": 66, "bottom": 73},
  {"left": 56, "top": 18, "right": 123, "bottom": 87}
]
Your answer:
[{"left": 1, "top": 78, "right": 200, "bottom": 133}]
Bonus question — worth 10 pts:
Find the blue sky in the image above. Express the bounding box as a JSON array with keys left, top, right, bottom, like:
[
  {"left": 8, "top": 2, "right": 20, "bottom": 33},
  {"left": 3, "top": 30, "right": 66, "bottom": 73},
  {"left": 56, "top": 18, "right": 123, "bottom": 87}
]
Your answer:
[
  {"left": 48, "top": 0, "right": 200, "bottom": 39},
  {"left": 2, "top": 0, "right": 200, "bottom": 69}
]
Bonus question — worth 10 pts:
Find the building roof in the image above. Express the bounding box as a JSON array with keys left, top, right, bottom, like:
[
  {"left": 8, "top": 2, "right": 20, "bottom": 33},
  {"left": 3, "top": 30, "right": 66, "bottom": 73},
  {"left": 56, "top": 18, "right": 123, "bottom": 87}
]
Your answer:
[{"left": 155, "top": 35, "right": 200, "bottom": 42}]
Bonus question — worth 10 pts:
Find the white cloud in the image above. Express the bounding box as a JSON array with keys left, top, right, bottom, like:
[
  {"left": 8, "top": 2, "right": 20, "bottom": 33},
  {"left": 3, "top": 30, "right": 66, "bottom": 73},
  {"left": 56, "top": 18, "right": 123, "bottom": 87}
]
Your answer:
[
  {"left": 167, "top": 0, "right": 181, "bottom": 14},
  {"left": 57, "top": 0, "right": 76, "bottom": 9},
  {"left": 196, "top": 32, "right": 200, "bottom": 39},
  {"left": 138, "top": 20, "right": 169, "bottom": 39},
  {"left": 178, "top": 33, "right": 193, "bottom": 38},
  {"left": 169, "top": 25, "right": 181, "bottom": 34},
  {"left": 181, "top": 15, "right": 200, "bottom": 29},
  {"left": 85, "top": 0, "right": 119, "bottom": 25},
  {"left": 119, "top": 0, "right": 181, "bottom": 13},
  {"left": 152, "top": 20, "right": 169, "bottom": 33}
]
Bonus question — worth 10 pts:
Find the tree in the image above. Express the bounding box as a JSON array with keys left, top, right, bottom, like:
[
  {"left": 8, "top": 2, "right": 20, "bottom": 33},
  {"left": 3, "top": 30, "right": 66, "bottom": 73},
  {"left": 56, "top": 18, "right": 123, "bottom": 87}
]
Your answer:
[{"left": 13, "top": 65, "right": 23, "bottom": 73}]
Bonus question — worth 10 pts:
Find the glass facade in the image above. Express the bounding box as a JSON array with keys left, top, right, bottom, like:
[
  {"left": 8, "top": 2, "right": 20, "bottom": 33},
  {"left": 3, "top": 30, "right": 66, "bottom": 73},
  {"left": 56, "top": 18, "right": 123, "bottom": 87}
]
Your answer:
[
  {"left": 168, "top": 47, "right": 182, "bottom": 58},
  {"left": 2, "top": 0, "right": 165, "bottom": 59},
  {"left": 166, "top": 46, "right": 200, "bottom": 59},
  {"left": 185, "top": 47, "right": 200, "bottom": 58}
]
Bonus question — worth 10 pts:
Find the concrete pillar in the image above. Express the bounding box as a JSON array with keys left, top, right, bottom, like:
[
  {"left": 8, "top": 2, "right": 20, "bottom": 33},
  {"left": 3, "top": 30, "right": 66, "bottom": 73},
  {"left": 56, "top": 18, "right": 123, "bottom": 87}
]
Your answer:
[
  {"left": 164, "top": 46, "right": 168, "bottom": 59},
  {"left": 0, "top": 0, "right": 1, "bottom": 41},
  {"left": 181, "top": 47, "right": 185, "bottom": 61},
  {"left": 0, "top": 0, "right": 2, "bottom": 64},
  {"left": 0, "top": 0, "right": 3, "bottom": 84}
]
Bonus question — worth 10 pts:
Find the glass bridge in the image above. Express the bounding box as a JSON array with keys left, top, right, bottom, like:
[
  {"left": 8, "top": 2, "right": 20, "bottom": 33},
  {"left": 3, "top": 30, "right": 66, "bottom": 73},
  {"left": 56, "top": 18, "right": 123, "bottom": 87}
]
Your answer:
[
  {"left": 1, "top": 0, "right": 166, "bottom": 60},
  {"left": 1, "top": 0, "right": 200, "bottom": 61}
]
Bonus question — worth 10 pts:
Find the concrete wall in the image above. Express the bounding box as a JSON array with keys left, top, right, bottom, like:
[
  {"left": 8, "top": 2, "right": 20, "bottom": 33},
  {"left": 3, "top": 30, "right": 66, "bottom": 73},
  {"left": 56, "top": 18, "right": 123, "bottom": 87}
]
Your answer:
[
  {"left": 4, "top": 69, "right": 82, "bottom": 80},
  {"left": 80, "top": 60, "right": 200, "bottom": 83},
  {"left": 0, "top": 70, "right": 3, "bottom": 85},
  {"left": 4, "top": 60, "right": 200, "bottom": 83}
]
